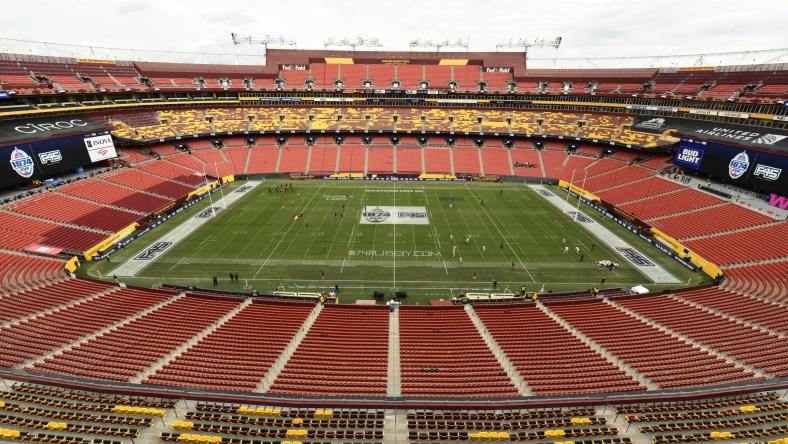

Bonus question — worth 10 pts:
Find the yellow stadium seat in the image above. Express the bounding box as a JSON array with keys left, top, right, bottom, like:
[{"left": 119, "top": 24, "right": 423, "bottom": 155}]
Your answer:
[
  {"left": 479, "top": 431, "right": 490, "bottom": 440},
  {"left": 469, "top": 433, "right": 480, "bottom": 441},
  {"left": 177, "top": 433, "right": 191, "bottom": 442},
  {"left": 292, "top": 418, "right": 303, "bottom": 426},
  {"left": 237, "top": 406, "right": 248, "bottom": 414},
  {"left": 297, "top": 429, "right": 307, "bottom": 439},
  {"left": 210, "top": 438, "right": 221, "bottom": 444},
  {"left": 200, "top": 436, "right": 211, "bottom": 444},
  {"left": 710, "top": 432, "right": 721, "bottom": 439},
  {"left": 488, "top": 432, "right": 499, "bottom": 440},
  {"left": 555, "top": 430, "right": 566, "bottom": 438},
  {"left": 272, "top": 409, "right": 281, "bottom": 417},
  {"left": 255, "top": 407, "right": 266, "bottom": 415},
  {"left": 322, "top": 409, "right": 333, "bottom": 418},
  {"left": 315, "top": 409, "right": 324, "bottom": 418},
  {"left": 498, "top": 432, "right": 510, "bottom": 441},
  {"left": 286, "top": 429, "right": 298, "bottom": 438},
  {"left": 0, "top": 401, "right": 4, "bottom": 407},
  {"left": 545, "top": 430, "right": 556, "bottom": 438},
  {"left": 264, "top": 407, "right": 273, "bottom": 416},
  {"left": 172, "top": 421, "right": 183, "bottom": 429}
]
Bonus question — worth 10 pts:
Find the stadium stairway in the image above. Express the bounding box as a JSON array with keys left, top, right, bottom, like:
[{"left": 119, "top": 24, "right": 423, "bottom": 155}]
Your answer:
[
  {"left": 129, "top": 298, "right": 253, "bottom": 383},
  {"left": 387, "top": 306, "right": 401, "bottom": 397},
  {"left": 477, "top": 146, "right": 485, "bottom": 177},
  {"left": 0, "top": 280, "right": 114, "bottom": 330},
  {"left": 449, "top": 145, "right": 456, "bottom": 176},
  {"left": 646, "top": 201, "right": 728, "bottom": 221},
  {"left": 364, "top": 144, "right": 370, "bottom": 175},
  {"left": 21, "top": 291, "right": 182, "bottom": 372},
  {"left": 536, "top": 149, "right": 548, "bottom": 177},
  {"left": 0, "top": 209, "right": 111, "bottom": 236},
  {"left": 506, "top": 147, "right": 515, "bottom": 176},
  {"left": 677, "top": 219, "right": 785, "bottom": 242},
  {"left": 602, "top": 298, "right": 771, "bottom": 381},
  {"left": 392, "top": 145, "right": 398, "bottom": 173},
  {"left": 304, "top": 144, "right": 313, "bottom": 175},
  {"left": 53, "top": 191, "right": 148, "bottom": 217},
  {"left": 241, "top": 145, "right": 253, "bottom": 174},
  {"left": 671, "top": 293, "right": 788, "bottom": 340},
  {"left": 273, "top": 145, "right": 282, "bottom": 173},
  {"left": 255, "top": 302, "right": 323, "bottom": 393},
  {"left": 465, "top": 305, "right": 533, "bottom": 396},
  {"left": 537, "top": 301, "right": 658, "bottom": 390}
]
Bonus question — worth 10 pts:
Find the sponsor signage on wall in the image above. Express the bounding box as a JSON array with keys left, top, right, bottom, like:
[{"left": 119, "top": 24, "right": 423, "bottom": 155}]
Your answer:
[
  {"left": 676, "top": 138, "right": 787, "bottom": 195},
  {"left": 632, "top": 115, "right": 788, "bottom": 152}
]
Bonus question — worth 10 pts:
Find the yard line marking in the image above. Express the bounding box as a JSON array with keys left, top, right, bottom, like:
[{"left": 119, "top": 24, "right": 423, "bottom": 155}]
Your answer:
[
  {"left": 168, "top": 257, "right": 184, "bottom": 271},
  {"left": 463, "top": 183, "right": 536, "bottom": 282},
  {"left": 443, "top": 260, "right": 449, "bottom": 275},
  {"left": 340, "top": 259, "right": 346, "bottom": 273},
  {"left": 252, "top": 181, "right": 326, "bottom": 280},
  {"left": 199, "top": 235, "right": 213, "bottom": 246}
]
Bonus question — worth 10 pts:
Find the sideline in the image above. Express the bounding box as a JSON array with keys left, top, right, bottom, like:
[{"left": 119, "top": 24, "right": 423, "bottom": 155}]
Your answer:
[
  {"left": 109, "top": 182, "right": 260, "bottom": 277},
  {"left": 530, "top": 185, "right": 681, "bottom": 284}
]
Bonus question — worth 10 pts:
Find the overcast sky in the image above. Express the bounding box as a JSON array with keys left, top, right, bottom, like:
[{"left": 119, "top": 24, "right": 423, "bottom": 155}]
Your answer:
[{"left": 2, "top": 0, "right": 787, "bottom": 67}]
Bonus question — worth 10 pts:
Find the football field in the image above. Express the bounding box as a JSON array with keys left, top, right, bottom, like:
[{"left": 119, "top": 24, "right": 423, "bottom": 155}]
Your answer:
[{"left": 86, "top": 180, "right": 706, "bottom": 303}]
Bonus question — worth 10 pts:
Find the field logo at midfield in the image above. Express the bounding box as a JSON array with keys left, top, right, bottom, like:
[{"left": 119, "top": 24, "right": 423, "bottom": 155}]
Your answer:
[
  {"left": 135, "top": 242, "right": 172, "bottom": 261},
  {"left": 364, "top": 207, "right": 390, "bottom": 223},
  {"left": 360, "top": 206, "right": 429, "bottom": 225}
]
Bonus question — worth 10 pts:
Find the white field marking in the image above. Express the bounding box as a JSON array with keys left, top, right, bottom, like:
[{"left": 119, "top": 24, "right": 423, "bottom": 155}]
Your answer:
[
  {"left": 110, "top": 182, "right": 260, "bottom": 277},
  {"left": 340, "top": 259, "right": 346, "bottom": 273},
  {"left": 462, "top": 183, "right": 536, "bottom": 282},
  {"left": 252, "top": 181, "right": 327, "bottom": 280},
  {"left": 530, "top": 184, "right": 681, "bottom": 284}
]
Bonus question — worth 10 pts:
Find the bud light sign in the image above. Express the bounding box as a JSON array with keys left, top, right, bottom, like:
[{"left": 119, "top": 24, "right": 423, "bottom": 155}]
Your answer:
[
  {"left": 674, "top": 146, "right": 705, "bottom": 169},
  {"left": 728, "top": 151, "right": 750, "bottom": 179}
]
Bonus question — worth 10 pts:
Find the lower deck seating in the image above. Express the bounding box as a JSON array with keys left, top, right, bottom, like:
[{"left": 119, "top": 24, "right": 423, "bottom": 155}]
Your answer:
[
  {"left": 546, "top": 299, "right": 759, "bottom": 389},
  {"left": 143, "top": 300, "right": 314, "bottom": 391},
  {"left": 399, "top": 306, "right": 519, "bottom": 398},
  {"left": 474, "top": 304, "right": 645, "bottom": 395},
  {"left": 31, "top": 294, "right": 240, "bottom": 382},
  {"left": 268, "top": 305, "right": 389, "bottom": 397}
]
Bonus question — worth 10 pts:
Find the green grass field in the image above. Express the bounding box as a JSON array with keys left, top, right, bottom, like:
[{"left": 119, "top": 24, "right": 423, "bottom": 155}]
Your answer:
[{"left": 83, "top": 180, "right": 708, "bottom": 304}]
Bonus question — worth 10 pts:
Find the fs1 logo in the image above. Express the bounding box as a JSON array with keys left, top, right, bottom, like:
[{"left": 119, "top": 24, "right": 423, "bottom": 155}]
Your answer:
[
  {"left": 753, "top": 164, "right": 781, "bottom": 181},
  {"left": 615, "top": 247, "right": 655, "bottom": 267},
  {"left": 38, "top": 150, "right": 62, "bottom": 165},
  {"left": 728, "top": 151, "right": 750, "bottom": 179},
  {"left": 135, "top": 242, "right": 172, "bottom": 260},
  {"left": 675, "top": 147, "right": 704, "bottom": 168},
  {"left": 10, "top": 147, "right": 34, "bottom": 178}
]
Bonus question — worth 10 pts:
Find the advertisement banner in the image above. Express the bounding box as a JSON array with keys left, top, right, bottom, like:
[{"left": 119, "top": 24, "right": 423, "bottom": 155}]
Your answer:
[
  {"left": 0, "top": 114, "right": 106, "bottom": 145},
  {"left": 83, "top": 134, "right": 117, "bottom": 162},
  {"left": 677, "top": 138, "right": 788, "bottom": 195},
  {"left": 0, "top": 131, "right": 116, "bottom": 188},
  {"left": 632, "top": 115, "right": 788, "bottom": 152}
]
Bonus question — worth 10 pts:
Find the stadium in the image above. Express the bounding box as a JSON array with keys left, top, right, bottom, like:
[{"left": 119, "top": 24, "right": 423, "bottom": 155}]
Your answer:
[{"left": 0, "top": 8, "right": 787, "bottom": 444}]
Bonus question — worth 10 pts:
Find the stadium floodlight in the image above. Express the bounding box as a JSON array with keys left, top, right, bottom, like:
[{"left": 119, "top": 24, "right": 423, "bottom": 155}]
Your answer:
[
  {"left": 496, "top": 37, "right": 563, "bottom": 50},
  {"left": 324, "top": 37, "right": 384, "bottom": 51},
  {"left": 230, "top": 33, "right": 297, "bottom": 49},
  {"left": 409, "top": 38, "right": 469, "bottom": 52}
]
